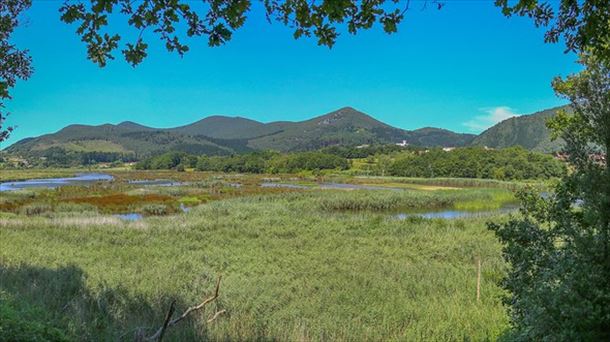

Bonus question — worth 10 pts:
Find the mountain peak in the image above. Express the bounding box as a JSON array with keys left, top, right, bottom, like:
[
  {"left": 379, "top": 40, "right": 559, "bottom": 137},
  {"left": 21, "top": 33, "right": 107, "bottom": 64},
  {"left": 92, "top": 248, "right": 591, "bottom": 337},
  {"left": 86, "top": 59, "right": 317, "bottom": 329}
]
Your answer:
[{"left": 312, "top": 107, "right": 390, "bottom": 130}]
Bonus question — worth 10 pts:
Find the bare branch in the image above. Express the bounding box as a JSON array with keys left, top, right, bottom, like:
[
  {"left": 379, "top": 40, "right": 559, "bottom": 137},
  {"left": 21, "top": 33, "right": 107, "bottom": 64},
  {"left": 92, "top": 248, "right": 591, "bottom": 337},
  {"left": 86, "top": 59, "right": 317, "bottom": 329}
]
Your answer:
[
  {"left": 207, "top": 309, "right": 227, "bottom": 323},
  {"left": 158, "top": 300, "right": 176, "bottom": 342},
  {"left": 142, "top": 275, "right": 223, "bottom": 341}
]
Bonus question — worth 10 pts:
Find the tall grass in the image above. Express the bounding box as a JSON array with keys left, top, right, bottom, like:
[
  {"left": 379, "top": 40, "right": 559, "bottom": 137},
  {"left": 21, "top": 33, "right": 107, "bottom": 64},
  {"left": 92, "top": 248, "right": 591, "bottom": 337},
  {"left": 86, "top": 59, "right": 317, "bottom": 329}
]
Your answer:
[
  {"left": 0, "top": 190, "right": 510, "bottom": 340},
  {"left": 353, "top": 176, "right": 538, "bottom": 190},
  {"left": 315, "top": 188, "right": 516, "bottom": 212}
]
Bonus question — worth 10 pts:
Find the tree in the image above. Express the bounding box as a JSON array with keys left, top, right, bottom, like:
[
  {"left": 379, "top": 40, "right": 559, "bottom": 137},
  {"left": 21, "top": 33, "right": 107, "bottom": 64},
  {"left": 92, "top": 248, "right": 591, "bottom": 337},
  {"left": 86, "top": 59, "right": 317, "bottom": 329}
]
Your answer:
[
  {"left": 487, "top": 2, "right": 609, "bottom": 339},
  {"left": 489, "top": 54, "right": 610, "bottom": 340},
  {"left": 54, "top": 0, "right": 610, "bottom": 68},
  {"left": 495, "top": 0, "right": 610, "bottom": 59},
  {"left": 0, "top": 0, "right": 32, "bottom": 142},
  {"left": 58, "top": 0, "right": 426, "bottom": 68}
]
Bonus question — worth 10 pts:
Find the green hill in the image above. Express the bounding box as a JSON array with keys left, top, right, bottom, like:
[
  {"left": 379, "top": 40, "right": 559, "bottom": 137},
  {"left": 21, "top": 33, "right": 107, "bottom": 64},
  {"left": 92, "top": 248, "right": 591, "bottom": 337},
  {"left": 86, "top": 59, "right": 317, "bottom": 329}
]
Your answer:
[
  {"left": 470, "top": 106, "right": 568, "bottom": 152},
  {"left": 6, "top": 123, "right": 235, "bottom": 159},
  {"left": 5, "top": 107, "right": 475, "bottom": 160}
]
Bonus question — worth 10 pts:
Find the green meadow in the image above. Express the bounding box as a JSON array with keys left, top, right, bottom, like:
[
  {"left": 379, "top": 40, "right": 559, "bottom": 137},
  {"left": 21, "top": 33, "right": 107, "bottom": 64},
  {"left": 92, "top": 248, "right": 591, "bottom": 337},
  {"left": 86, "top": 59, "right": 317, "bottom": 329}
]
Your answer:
[{"left": 0, "top": 170, "right": 518, "bottom": 340}]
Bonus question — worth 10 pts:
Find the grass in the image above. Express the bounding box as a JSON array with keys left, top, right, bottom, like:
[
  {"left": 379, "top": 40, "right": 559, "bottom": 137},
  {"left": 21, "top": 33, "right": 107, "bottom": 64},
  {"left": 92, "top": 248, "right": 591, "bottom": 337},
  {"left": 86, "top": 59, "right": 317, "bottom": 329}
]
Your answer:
[
  {"left": 352, "top": 175, "right": 541, "bottom": 190},
  {"left": 0, "top": 187, "right": 511, "bottom": 340},
  {"left": 315, "top": 188, "right": 516, "bottom": 212}
]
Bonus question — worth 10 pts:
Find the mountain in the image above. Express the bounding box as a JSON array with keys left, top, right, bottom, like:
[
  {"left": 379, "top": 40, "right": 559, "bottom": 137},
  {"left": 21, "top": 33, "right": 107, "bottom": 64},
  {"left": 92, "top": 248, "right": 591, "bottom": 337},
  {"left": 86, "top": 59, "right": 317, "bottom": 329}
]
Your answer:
[
  {"left": 470, "top": 106, "right": 568, "bottom": 152},
  {"left": 6, "top": 123, "right": 236, "bottom": 158},
  {"left": 4, "top": 107, "right": 476, "bottom": 159}
]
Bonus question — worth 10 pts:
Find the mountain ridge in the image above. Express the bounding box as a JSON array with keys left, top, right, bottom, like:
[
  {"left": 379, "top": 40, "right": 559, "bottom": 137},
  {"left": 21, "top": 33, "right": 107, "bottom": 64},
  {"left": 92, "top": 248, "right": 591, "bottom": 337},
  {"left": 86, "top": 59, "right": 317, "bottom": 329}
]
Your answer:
[
  {"left": 5, "top": 107, "right": 476, "bottom": 158},
  {"left": 4, "top": 105, "right": 566, "bottom": 159}
]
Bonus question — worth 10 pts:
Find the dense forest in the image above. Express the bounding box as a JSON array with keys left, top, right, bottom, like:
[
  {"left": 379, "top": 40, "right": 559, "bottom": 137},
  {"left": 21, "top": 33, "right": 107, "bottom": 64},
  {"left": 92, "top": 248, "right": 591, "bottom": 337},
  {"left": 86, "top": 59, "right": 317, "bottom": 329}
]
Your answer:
[
  {"left": 1, "top": 147, "right": 138, "bottom": 167},
  {"left": 135, "top": 151, "right": 350, "bottom": 174}
]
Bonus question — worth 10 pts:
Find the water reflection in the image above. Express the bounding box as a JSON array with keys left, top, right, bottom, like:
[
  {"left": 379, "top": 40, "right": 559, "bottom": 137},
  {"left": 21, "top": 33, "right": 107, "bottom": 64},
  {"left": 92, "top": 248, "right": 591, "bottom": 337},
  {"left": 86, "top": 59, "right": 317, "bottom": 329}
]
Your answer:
[
  {"left": 127, "top": 179, "right": 185, "bottom": 186},
  {"left": 0, "top": 173, "right": 113, "bottom": 192},
  {"left": 395, "top": 206, "right": 518, "bottom": 220},
  {"left": 114, "top": 213, "right": 143, "bottom": 221}
]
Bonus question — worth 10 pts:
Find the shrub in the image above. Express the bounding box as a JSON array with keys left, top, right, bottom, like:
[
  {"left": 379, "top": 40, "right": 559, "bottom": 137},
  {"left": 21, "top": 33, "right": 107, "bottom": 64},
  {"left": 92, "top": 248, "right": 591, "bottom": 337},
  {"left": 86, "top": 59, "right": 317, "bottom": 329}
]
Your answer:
[
  {"left": 139, "top": 204, "right": 169, "bottom": 215},
  {"left": 0, "top": 300, "right": 67, "bottom": 342},
  {"left": 19, "top": 203, "right": 52, "bottom": 216}
]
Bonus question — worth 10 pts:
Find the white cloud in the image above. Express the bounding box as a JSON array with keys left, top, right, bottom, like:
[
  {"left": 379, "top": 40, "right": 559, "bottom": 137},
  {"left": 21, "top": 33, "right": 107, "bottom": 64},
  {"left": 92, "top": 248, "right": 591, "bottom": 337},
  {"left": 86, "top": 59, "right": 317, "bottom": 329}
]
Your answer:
[{"left": 463, "top": 106, "right": 520, "bottom": 132}]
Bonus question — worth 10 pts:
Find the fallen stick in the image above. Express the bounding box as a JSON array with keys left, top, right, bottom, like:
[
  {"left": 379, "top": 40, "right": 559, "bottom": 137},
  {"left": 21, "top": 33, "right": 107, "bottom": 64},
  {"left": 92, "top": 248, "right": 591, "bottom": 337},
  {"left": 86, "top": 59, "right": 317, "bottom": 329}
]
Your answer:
[{"left": 142, "top": 275, "right": 224, "bottom": 341}]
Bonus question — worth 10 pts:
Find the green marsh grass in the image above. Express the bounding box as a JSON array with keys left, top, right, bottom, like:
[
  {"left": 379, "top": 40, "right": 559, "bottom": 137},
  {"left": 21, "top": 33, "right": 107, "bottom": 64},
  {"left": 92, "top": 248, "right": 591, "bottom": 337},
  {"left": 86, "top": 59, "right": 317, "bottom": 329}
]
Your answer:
[
  {"left": 316, "top": 188, "right": 516, "bottom": 212},
  {"left": 1, "top": 189, "right": 510, "bottom": 340},
  {"left": 352, "top": 176, "right": 537, "bottom": 190}
]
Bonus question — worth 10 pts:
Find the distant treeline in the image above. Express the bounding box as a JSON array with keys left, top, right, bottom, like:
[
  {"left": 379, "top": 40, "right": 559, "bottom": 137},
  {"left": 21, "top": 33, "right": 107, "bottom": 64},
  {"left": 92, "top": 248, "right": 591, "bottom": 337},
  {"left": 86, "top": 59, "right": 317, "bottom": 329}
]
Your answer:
[
  {"left": 320, "top": 144, "right": 422, "bottom": 158},
  {"left": 388, "top": 147, "right": 564, "bottom": 180},
  {"left": 9, "top": 147, "right": 138, "bottom": 167},
  {"left": 134, "top": 146, "right": 564, "bottom": 180},
  {"left": 135, "top": 151, "right": 350, "bottom": 173}
]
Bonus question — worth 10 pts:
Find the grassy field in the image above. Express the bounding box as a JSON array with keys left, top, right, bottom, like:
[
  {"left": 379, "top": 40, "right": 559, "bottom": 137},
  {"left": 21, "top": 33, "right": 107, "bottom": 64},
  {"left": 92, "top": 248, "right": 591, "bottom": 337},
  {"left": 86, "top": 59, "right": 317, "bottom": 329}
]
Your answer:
[{"left": 0, "top": 173, "right": 514, "bottom": 341}]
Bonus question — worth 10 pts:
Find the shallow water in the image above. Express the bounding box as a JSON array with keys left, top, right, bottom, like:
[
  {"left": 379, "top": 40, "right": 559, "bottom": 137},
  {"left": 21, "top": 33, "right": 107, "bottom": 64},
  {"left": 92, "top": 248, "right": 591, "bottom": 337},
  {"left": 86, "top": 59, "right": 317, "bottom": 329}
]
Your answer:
[
  {"left": 260, "top": 182, "right": 309, "bottom": 189},
  {"left": 395, "top": 205, "right": 518, "bottom": 220},
  {"left": 114, "top": 213, "right": 143, "bottom": 221},
  {"left": 128, "top": 179, "right": 185, "bottom": 186},
  {"left": 320, "top": 183, "right": 403, "bottom": 191},
  {"left": 259, "top": 182, "right": 404, "bottom": 191},
  {"left": 0, "top": 173, "right": 113, "bottom": 192},
  {"left": 115, "top": 204, "right": 191, "bottom": 221}
]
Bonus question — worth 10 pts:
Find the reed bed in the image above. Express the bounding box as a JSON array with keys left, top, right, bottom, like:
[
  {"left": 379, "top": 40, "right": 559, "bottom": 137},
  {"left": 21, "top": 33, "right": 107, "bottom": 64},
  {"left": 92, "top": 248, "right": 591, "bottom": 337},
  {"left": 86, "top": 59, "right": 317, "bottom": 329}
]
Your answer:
[
  {"left": 314, "top": 188, "right": 516, "bottom": 212},
  {"left": 1, "top": 189, "right": 510, "bottom": 341}
]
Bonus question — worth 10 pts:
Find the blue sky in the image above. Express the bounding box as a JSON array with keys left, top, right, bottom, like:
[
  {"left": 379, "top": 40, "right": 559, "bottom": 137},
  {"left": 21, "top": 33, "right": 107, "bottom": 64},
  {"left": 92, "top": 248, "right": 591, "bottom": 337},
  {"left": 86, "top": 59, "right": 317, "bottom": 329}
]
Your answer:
[{"left": 2, "top": 0, "right": 579, "bottom": 148}]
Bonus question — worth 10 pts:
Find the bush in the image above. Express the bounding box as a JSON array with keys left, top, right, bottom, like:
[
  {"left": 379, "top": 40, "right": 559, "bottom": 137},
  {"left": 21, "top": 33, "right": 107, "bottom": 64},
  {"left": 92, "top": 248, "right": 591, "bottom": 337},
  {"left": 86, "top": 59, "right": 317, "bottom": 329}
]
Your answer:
[
  {"left": 0, "top": 300, "right": 67, "bottom": 341},
  {"left": 139, "top": 204, "right": 169, "bottom": 215},
  {"left": 19, "top": 203, "right": 52, "bottom": 216}
]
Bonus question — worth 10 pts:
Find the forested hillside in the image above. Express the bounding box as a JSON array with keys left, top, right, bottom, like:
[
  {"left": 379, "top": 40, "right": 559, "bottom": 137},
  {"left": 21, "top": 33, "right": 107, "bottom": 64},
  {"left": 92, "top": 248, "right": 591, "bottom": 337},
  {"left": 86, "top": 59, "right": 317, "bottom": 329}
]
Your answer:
[{"left": 470, "top": 106, "right": 568, "bottom": 152}]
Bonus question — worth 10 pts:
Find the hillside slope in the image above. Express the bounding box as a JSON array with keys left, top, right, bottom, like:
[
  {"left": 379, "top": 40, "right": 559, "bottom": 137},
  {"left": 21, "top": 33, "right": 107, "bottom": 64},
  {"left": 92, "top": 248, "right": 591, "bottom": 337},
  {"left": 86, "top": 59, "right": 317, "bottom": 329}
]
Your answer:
[
  {"left": 470, "top": 106, "right": 568, "bottom": 152},
  {"left": 6, "top": 123, "right": 235, "bottom": 158}
]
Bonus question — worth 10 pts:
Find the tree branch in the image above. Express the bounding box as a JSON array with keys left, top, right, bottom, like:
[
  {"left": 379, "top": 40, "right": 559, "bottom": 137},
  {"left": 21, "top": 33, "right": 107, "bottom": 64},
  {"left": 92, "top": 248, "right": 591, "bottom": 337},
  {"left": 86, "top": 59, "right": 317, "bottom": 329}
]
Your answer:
[{"left": 141, "top": 275, "right": 223, "bottom": 341}]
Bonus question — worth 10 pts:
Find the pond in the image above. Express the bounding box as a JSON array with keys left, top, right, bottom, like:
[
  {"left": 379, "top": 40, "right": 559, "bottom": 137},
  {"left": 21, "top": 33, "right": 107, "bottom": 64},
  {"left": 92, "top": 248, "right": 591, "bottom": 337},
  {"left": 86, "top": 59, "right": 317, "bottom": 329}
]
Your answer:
[
  {"left": 114, "top": 204, "right": 191, "bottom": 221},
  {"left": 127, "top": 179, "right": 185, "bottom": 187},
  {"left": 394, "top": 205, "right": 518, "bottom": 220},
  {"left": 259, "top": 182, "right": 404, "bottom": 191},
  {"left": 114, "top": 213, "right": 144, "bottom": 221},
  {"left": 320, "top": 183, "right": 403, "bottom": 191},
  {"left": 0, "top": 173, "right": 113, "bottom": 192},
  {"left": 260, "top": 182, "right": 309, "bottom": 189}
]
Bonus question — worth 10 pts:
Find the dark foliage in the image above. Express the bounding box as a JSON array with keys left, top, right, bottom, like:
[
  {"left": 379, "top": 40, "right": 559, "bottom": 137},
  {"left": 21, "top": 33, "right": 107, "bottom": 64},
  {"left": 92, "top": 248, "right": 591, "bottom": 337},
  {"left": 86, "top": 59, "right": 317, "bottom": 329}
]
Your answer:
[{"left": 0, "top": 0, "right": 33, "bottom": 142}]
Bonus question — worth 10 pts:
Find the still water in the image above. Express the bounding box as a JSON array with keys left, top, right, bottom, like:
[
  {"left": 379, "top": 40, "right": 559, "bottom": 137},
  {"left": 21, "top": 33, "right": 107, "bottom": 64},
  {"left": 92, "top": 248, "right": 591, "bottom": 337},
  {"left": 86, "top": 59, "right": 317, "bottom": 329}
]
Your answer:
[
  {"left": 395, "top": 205, "right": 518, "bottom": 220},
  {"left": 0, "top": 173, "right": 113, "bottom": 192}
]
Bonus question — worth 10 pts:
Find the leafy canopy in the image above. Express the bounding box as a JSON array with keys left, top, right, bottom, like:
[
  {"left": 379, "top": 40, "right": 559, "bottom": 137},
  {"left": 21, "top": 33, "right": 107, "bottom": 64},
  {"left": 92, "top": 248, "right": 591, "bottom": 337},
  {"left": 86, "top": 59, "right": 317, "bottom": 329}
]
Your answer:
[
  {"left": 495, "top": 0, "right": 610, "bottom": 57},
  {"left": 0, "top": 0, "right": 33, "bottom": 142},
  {"left": 56, "top": 0, "right": 608, "bottom": 67},
  {"left": 58, "top": 0, "right": 423, "bottom": 67}
]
